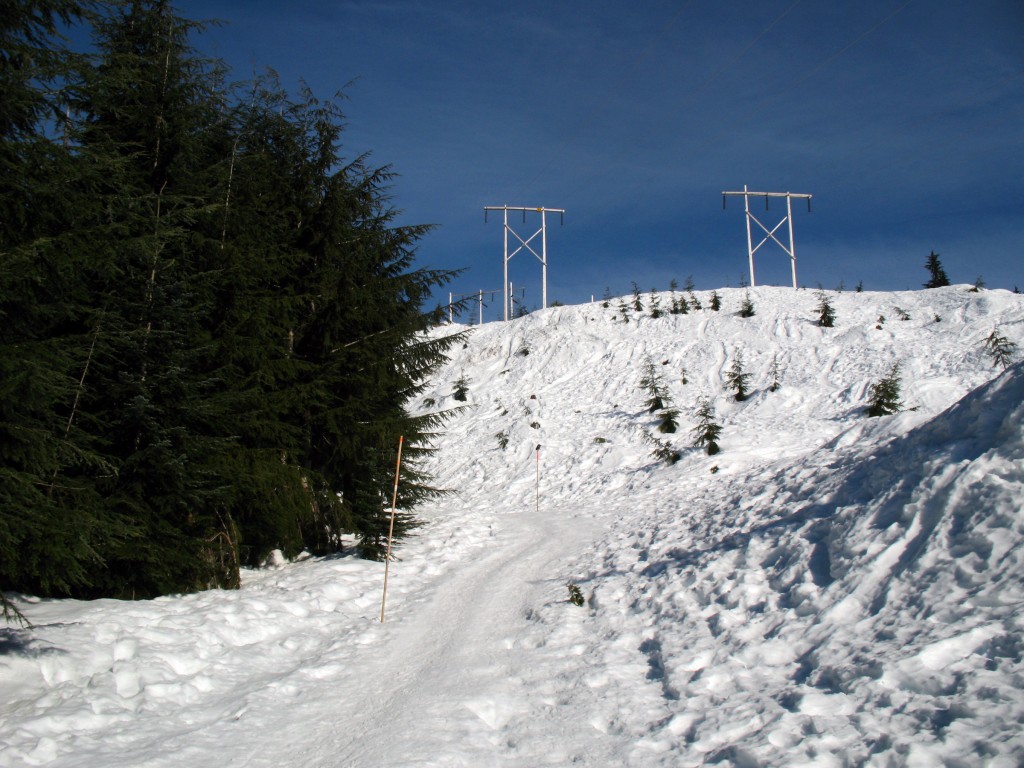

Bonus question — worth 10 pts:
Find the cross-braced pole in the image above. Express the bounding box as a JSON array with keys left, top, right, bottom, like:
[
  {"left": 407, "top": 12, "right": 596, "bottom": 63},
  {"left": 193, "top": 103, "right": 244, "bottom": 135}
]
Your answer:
[
  {"left": 484, "top": 206, "right": 565, "bottom": 320},
  {"left": 722, "top": 186, "right": 812, "bottom": 289}
]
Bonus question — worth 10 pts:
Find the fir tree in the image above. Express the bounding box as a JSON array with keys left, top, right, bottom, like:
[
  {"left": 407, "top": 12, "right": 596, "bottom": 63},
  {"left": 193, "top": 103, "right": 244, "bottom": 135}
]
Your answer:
[
  {"left": 866, "top": 362, "right": 903, "bottom": 417},
  {"left": 639, "top": 358, "right": 669, "bottom": 412},
  {"left": 816, "top": 290, "right": 835, "bottom": 327},
  {"left": 649, "top": 290, "right": 662, "bottom": 318},
  {"left": 709, "top": 290, "right": 721, "bottom": 311},
  {"left": 970, "top": 275, "right": 985, "bottom": 293},
  {"left": 768, "top": 353, "right": 782, "bottom": 392},
  {"left": 631, "top": 281, "right": 643, "bottom": 312},
  {"left": 983, "top": 328, "right": 1017, "bottom": 370},
  {"left": 739, "top": 291, "right": 755, "bottom": 318},
  {"left": 452, "top": 373, "right": 470, "bottom": 401},
  {"left": 617, "top": 299, "right": 630, "bottom": 322},
  {"left": 725, "top": 353, "right": 752, "bottom": 401},
  {"left": 923, "top": 251, "right": 950, "bottom": 288},
  {"left": 692, "top": 397, "right": 721, "bottom": 455}
]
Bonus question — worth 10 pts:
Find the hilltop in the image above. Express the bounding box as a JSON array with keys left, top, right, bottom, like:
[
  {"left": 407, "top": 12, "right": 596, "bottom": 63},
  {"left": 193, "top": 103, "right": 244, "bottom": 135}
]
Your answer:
[{"left": 2, "top": 285, "right": 1022, "bottom": 767}]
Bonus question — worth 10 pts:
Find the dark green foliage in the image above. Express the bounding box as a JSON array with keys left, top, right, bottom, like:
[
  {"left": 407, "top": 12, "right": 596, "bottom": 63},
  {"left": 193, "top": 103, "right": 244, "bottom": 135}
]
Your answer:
[
  {"left": 649, "top": 291, "right": 662, "bottom": 318},
  {"left": 816, "top": 291, "right": 835, "bottom": 327},
  {"left": 739, "top": 291, "right": 755, "bottom": 318},
  {"left": 567, "top": 583, "right": 584, "bottom": 606},
  {"left": 644, "top": 431, "right": 681, "bottom": 465},
  {"left": 866, "top": 362, "right": 904, "bottom": 417},
  {"left": 631, "top": 282, "right": 643, "bottom": 312},
  {"left": 895, "top": 307, "right": 910, "bottom": 321},
  {"left": 692, "top": 397, "right": 721, "bottom": 455},
  {"left": 710, "top": 290, "right": 721, "bottom": 311},
  {"left": 725, "top": 353, "right": 751, "bottom": 401},
  {"left": 688, "top": 291, "right": 702, "bottom": 310},
  {"left": 983, "top": 328, "right": 1017, "bottom": 370},
  {"left": 617, "top": 299, "right": 630, "bottom": 322},
  {"left": 639, "top": 358, "right": 670, "bottom": 413},
  {"left": 923, "top": 251, "right": 950, "bottom": 288},
  {"left": 856, "top": 281, "right": 864, "bottom": 292},
  {"left": 1, "top": 1, "right": 461, "bottom": 605},
  {"left": 657, "top": 407, "right": 680, "bottom": 434},
  {"left": 452, "top": 374, "right": 470, "bottom": 402}
]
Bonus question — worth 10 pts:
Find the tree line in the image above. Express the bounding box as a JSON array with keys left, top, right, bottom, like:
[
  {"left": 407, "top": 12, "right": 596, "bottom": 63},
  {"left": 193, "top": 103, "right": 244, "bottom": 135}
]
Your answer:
[{"left": 2, "top": 0, "right": 462, "bottom": 614}]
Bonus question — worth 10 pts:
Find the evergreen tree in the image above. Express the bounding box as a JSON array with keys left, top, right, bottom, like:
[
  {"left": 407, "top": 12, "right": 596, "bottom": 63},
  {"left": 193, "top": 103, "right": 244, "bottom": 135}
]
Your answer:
[
  {"left": 631, "top": 281, "right": 643, "bottom": 312},
  {"left": 739, "top": 291, "right": 755, "bottom": 318},
  {"left": 2, "top": 1, "right": 464, "bottom": 601},
  {"left": 923, "top": 251, "right": 950, "bottom": 288},
  {"left": 866, "top": 362, "right": 903, "bottom": 417},
  {"left": 1, "top": 0, "right": 138, "bottom": 606},
  {"left": 649, "top": 290, "right": 662, "bottom": 318},
  {"left": 983, "top": 328, "right": 1017, "bottom": 370},
  {"left": 816, "top": 290, "right": 835, "bottom": 327},
  {"left": 692, "top": 397, "right": 721, "bottom": 455},
  {"left": 709, "top": 290, "right": 721, "bottom": 311},
  {"left": 657, "top": 407, "right": 680, "bottom": 434},
  {"left": 639, "top": 358, "right": 669, "bottom": 412},
  {"left": 970, "top": 275, "right": 985, "bottom": 293},
  {"left": 768, "top": 353, "right": 782, "bottom": 392},
  {"left": 452, "top": 373, "right": 470, "bottom": 401},
  {"left": 725, "top": 353, "right": 751, "bottom": 401}
]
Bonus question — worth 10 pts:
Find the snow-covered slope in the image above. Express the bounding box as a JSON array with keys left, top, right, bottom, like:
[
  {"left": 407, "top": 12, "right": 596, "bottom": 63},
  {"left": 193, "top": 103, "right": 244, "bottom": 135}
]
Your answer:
[{"left": 2, "top": 286, "right": 1022, "bottom": 767}]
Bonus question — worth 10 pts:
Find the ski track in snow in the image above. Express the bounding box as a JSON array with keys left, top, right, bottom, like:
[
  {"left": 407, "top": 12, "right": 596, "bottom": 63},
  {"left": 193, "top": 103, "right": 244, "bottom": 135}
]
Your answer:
[{"left": 2, "top": 286, "right": 1024, "bottom": 767}]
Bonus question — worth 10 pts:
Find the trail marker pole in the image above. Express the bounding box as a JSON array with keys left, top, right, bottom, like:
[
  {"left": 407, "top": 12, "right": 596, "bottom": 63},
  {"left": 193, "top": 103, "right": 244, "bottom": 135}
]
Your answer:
[
  {"left": 535, "top": 444, "right": 541, "bottom": 515},
  {"left": 484, "top": 206, "right": 565, "bottom": 320},
  {"left": 379, "top": 435, "right": 404, "bottom": 623},
  {"left": 722, "top": 186, "right": 812, "bottom": 289}
]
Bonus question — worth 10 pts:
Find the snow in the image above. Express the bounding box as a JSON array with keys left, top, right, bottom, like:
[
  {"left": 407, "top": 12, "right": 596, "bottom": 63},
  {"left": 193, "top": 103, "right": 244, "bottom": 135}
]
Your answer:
[{"left": 2, "top": 285, "right": 1023, "bottom": 767}]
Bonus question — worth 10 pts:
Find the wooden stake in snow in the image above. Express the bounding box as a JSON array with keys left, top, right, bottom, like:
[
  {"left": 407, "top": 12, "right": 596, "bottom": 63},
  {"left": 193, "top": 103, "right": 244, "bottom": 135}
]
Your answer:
[
  {"left": 379, "top": 436, "right": 404, "bottom": 623},
  {"left": 536, "top": 444, "right": 541, "bottom": 514}
]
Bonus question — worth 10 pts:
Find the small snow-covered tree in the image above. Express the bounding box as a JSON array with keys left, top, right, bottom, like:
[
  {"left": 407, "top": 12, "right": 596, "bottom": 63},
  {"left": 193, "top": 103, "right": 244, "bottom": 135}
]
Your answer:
[
  {"left": 970, "top": 275, "right": 985, "bottom": 293},
  {"left": 816, "top": 291, "right": 835, "bottom": 327},
  {"left": 692, "top": 397, "right": 722, "bottom": 455},
  {"left": 452, "top": 373, "right": 470, "bottom": 402},
  {"left": 649, "top": 290, "right": 662, "bottom": 318},
  {"left": 739, "top": 291, "right": 755, "bottom": 318},
  {"left": 983, "top": 328, "right": 1017, "bottom": 370},
  {"left": 631, "top": 282, "right": 643, "bottom": 311},
  {"left": 866, "top": 362, "right": 903, "bottom": 417},
  {"left": 617, "top": 299, "right": 630, "bottom": 322},
  {"left": 710, "top": 290, "right": 721, "bottom": 311},
  {"left": 768, "top": 353, "right": 782, "bottom": 392},
  {"left": 923, "top": 251, "right": 950, "bottom": 288},
  {"left": 725, "top": 353, "right": 752, "bottom": 401},
  {"left": 640, "top": 358, "right": 670, "bottom": 412}
]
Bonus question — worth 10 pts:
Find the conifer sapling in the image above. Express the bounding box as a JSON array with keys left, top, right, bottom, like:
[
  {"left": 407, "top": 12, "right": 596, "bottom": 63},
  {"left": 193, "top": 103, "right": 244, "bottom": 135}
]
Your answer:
[
  {"left": 726, "top": 353, "right": 752, "bottom": 401},
  {"left": 692, "top": 397, "right": 722, "bottom": 455},
  {"left": 866, "top": 362, "right": 903, "bottom": 417},
  {"left": 983, "top": 328, "right": 1017, "bottom": 370}
]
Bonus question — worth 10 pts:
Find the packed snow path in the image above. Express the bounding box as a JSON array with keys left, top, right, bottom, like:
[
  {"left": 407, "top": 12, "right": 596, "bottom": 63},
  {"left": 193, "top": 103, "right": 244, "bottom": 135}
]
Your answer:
[{"left": 2, "top": 286, "right": 1023, "bottom": 767}]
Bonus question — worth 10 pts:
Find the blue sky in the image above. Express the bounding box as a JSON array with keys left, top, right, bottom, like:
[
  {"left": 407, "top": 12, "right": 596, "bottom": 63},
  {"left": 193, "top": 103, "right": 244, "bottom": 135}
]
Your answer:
[{"left": 177, "top": 0, "right": 1022, "bottom": 318}]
